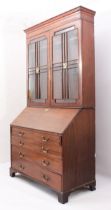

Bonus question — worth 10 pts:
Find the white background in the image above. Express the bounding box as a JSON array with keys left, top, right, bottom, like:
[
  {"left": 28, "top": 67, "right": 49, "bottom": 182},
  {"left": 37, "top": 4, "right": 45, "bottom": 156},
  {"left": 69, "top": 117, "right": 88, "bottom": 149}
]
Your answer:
[{"left": 0, "top": 0, "right": 111, "bottom": 178}]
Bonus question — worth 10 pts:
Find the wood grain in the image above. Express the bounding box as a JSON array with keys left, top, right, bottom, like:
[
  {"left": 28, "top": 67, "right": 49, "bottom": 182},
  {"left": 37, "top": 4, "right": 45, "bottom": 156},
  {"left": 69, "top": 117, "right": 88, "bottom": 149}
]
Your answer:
[
  {"left": 11, "top": 127, "right": 62, "bottom": 160},
  {"left": 12, "top": 157, "right": 62, "bottom": 191},
  {"left": 10, "top": 6, "right": 96, "bottom": 204},
  {"left": 62, "top": 109, "right": 95, "bottom": 191},
  {"left": 11, "top": 107, "right": 80, "bottom": 134},
  {"left": 82, "top": 17, "right": 95, "bottom": 107},
  {"left": 12, "top": 145, "right": 63, "bottom": 175}
]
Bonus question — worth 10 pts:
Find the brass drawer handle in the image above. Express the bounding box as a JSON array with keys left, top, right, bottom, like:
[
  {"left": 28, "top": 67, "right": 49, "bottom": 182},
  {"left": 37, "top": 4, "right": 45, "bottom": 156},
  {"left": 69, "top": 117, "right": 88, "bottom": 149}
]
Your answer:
[
  {"left": 19, "top": 141, "right": 24, "bottom": 146},
  {"left": 42, "top": 146, "right": 48, "bottom": 153},
  {"left": 19, "top": 164, "right": 25, "bottom": 170},
  {"left": 42, "top": 174, "right": 49, "bottom": 181},
  {"left": 42, "top": 160, "right": 50, "bottom": 167},
  {"left": 19, "top": 152, "right": 24, "bottom": 158},
  {"left": 42, "top": 136, "right": 49, "bottom": 142},
  {"left": 18, "top": 132, "right": 24, "bottom": 137}
]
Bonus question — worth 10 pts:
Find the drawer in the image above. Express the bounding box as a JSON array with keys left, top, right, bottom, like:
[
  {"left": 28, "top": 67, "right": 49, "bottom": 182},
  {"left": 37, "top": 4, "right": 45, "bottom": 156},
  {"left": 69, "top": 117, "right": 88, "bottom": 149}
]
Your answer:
[
  {"left": 12, "top": 145, "right": 63, "bottom": 175},
  {"left": 12, "top": 126, "right": 61, "bottom": 145},
  {"left": 12, "top": 157, "right": 62, "bottom": 191},
  {"left": 11, "top": 126, "right": 62, "bottom": 159}
]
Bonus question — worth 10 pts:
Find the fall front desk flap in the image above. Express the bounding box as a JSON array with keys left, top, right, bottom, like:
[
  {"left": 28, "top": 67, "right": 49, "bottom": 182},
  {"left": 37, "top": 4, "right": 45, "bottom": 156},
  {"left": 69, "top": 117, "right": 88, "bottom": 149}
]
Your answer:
[{"left": 11, "top": 107, "right": 80, "bottom": 134}]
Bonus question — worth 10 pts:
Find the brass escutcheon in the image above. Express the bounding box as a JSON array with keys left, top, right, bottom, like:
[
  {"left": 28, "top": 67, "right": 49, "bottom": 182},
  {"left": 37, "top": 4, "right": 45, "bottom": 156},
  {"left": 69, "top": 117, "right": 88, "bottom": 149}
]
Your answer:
[
  {"left": 36, "top": 67, "right": 40, "bottom": 74},
  {"left": 63, "top": 62, "right": 67, "bottom": 69}
]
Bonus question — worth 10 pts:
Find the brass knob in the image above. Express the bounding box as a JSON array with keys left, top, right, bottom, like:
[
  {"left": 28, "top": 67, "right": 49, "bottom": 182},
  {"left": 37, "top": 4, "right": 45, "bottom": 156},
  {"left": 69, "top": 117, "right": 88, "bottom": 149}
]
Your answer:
[
  {"left": 19, "top": 164, "right": 25, "bottom": 170},
  {"left": 42, "top": 174, "right": 49, "bottom": 181},
  {"left": 42, "top": 160, "right": 50, "bottom": 167},
  {"left": 19, "top": 152, "right": 24, "bottom": 158},
  {"left": 42, "top": 146, "right": 48, "bottom": 153},
  {"left": 18, "top": 132, "right": 24, "bottom": 137},
  {"left": 42, "top": 136, "right": 49, "bottom": 142},
  {"left": 19, "top": 141, "right": 24, "bottom": 146}
]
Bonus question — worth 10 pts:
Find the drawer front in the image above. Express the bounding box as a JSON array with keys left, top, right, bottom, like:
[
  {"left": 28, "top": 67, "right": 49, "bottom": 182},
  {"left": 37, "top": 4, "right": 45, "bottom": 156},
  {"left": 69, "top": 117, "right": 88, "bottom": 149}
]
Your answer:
[
  {"left": 11, "top": 126, "right": 62, "bottom": 159},
  {"left": 12, "top": 145, "right": 62, "bottom": 175},
  {"left": 12, "top": 126, "right": 61, "bottom": 145},
  {"left": 11, "top": 152, "right": 62, "bottom": 191}
]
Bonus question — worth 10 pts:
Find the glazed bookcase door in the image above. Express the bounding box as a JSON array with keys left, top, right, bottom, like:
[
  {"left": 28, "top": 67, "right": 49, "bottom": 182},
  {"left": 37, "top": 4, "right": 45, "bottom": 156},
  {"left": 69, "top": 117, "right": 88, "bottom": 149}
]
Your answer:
[
  {"left": 51, "top": 25, "right": 81, "bottom": 107},
  {"left": 28, "top": 35, "right": 49, "bottom": 106}
]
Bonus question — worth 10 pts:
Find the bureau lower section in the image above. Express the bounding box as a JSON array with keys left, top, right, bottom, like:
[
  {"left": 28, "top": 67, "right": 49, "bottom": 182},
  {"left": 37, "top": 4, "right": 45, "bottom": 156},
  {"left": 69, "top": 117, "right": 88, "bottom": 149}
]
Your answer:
[
  {"left": 11, "top": 151, "right": 62, "bottom": 192},
  {"left": 10, "top": 126, "right": 63, "bottom": 190},
  {"left": 11, "top": 145, "right": 62, "bottom": 175},
  {"left": 10, "top": 109, "right": 96, "bottom": 204}
]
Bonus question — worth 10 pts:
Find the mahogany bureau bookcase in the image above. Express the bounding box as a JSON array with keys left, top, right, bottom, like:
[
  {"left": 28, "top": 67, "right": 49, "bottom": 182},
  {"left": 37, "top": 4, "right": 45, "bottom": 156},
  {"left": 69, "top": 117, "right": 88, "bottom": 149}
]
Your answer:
[{"left": 10, "top": 6, "right": 96, "bottom": 204}]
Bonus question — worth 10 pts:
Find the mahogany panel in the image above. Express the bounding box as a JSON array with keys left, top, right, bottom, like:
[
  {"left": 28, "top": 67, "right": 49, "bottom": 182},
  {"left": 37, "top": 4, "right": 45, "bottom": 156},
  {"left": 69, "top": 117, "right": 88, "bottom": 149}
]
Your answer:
[
  {"left": 12, "top": 145, "right": 62, "bottom": 175},
  {"left": 11, "top": 137, "right": 62, "bottom": 159},
  {"left": 12, "top": 126, "right": 61, "bottom": 145},
  {"left": 11, "top": 107, "right": 80, "bottom": 134},
  {"left": 62, "top": 109, "right": 95, "bottom": 191},
  {"left": 12, "top": 157, "right": 62, "bottom": 191},
  {"left": 82, "top": 18, "right": 95, "bottom": 107}
]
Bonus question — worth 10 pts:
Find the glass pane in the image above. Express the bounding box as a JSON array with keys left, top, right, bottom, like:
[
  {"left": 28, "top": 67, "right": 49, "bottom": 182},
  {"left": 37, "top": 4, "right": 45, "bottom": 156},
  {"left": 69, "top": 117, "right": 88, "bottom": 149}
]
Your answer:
[
  {"left": 28, "top": 43, "right": 35, "bottom": 68},
  {"left": 68, "top": 68, "right": 79, "bottom": 99},
  {"left": 29, "top": 73, "right": 35, "bottom": 99},
  {"left": 67, "top": 29, "right": 78, "bottom": 61},
  {"left": 40, "top": 39, "right": 47, "bottom": 66},
  {"left": 40, "top": 72, "right": 47, "bottom": 99},
  {"left": 53, "top": 35, "right": 62, "bottom": 64},
  {"left": 28, "top": 37, "right": 48, "bottom": 102},
  {"left": 53, "top": 70, "right": 62, "bottom": 99},
  {"left": 55, "top": 26, "right": 75, "bottom": 35}
]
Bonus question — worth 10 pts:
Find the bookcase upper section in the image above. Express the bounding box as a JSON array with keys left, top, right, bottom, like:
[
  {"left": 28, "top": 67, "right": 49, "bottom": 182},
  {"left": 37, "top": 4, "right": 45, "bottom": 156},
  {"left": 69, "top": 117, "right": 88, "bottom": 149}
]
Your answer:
[{"left": 25, "top": 6, "right": 95, "bottom": 108}]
